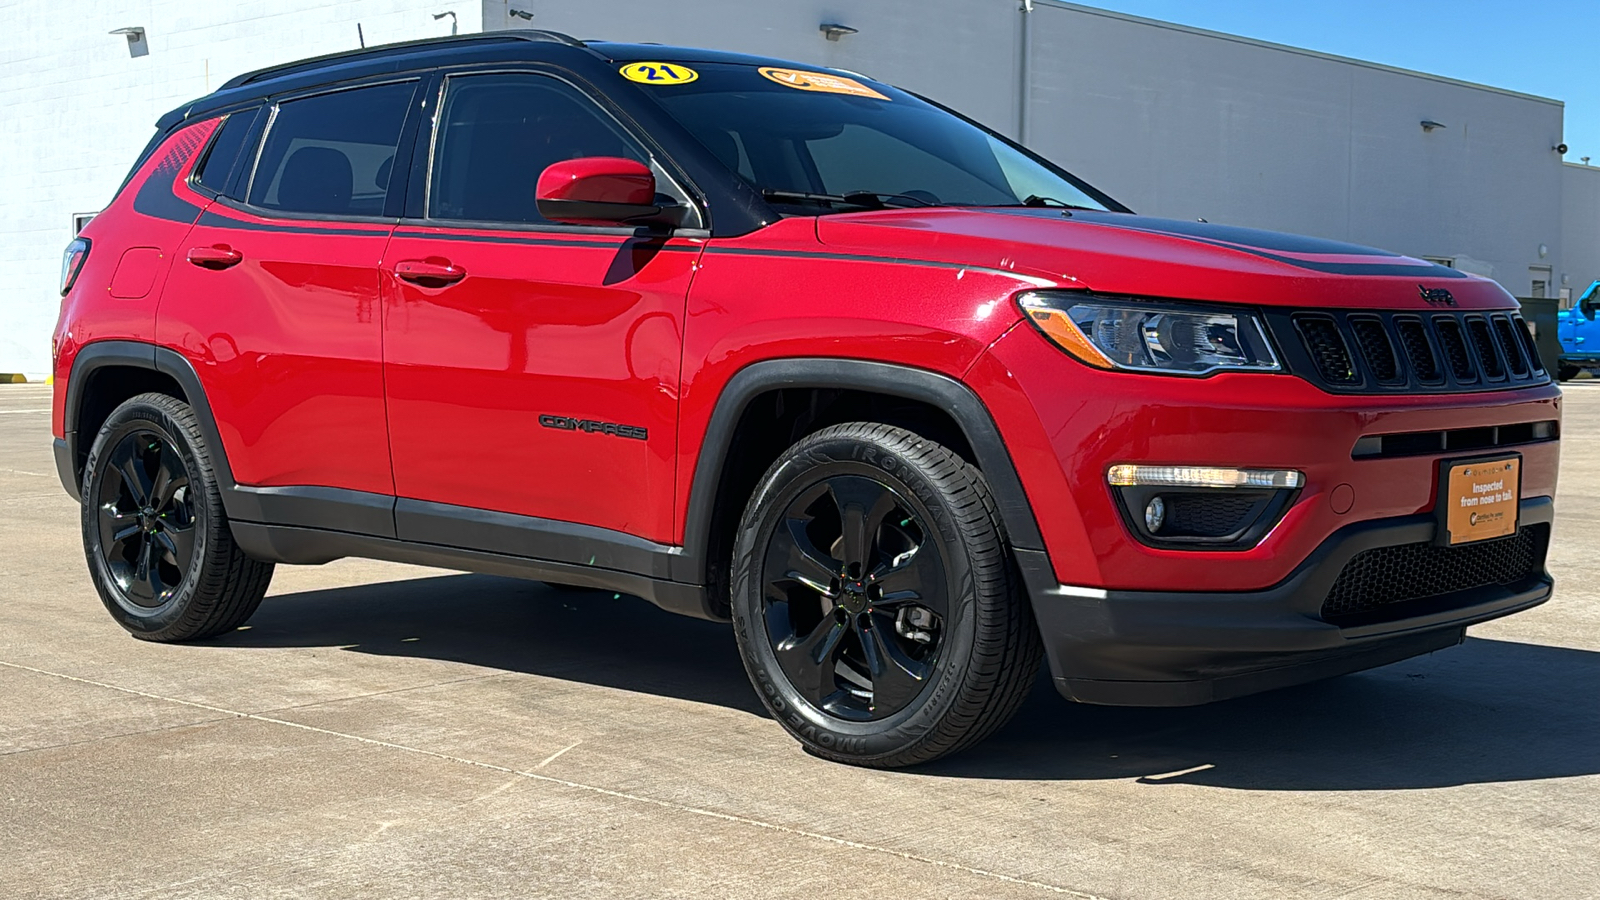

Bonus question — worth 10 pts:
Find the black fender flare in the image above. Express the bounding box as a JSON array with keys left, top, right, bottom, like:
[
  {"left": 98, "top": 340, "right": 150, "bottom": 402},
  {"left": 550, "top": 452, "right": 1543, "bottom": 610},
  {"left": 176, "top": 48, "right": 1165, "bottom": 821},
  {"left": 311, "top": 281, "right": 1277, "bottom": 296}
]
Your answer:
[
  {"left": 672, "top": 358, "right": 1048, "bottom": 587},
  {"left": 59, "top": 341, "right": 235, "bottom": 501}
]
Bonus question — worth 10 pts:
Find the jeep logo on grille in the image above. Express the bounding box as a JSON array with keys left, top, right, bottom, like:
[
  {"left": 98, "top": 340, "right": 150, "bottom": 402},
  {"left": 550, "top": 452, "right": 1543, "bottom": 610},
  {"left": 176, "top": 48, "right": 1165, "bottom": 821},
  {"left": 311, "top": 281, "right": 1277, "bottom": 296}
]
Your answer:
[{"left": 1418, "top": 285, "right": 1457, "bottom": 307}]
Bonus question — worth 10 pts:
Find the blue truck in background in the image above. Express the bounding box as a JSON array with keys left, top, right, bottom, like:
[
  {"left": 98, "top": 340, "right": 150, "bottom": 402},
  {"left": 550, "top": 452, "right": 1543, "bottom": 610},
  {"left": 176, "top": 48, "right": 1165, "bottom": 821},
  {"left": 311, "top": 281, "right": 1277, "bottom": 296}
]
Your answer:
[{"left": 1559, "top": 280, "right": 1600, "bottom": 381}]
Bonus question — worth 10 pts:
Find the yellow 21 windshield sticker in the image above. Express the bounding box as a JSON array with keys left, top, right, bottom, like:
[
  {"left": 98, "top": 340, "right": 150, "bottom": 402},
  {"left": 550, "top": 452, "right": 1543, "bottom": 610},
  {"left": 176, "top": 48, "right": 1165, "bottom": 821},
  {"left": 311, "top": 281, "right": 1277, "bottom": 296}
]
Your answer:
[
  {"left": 619, "top": 62, "right": 699, "bottom": 85},
  {"left": 758, "top": 67, "right": 889, "bottom": 100}
]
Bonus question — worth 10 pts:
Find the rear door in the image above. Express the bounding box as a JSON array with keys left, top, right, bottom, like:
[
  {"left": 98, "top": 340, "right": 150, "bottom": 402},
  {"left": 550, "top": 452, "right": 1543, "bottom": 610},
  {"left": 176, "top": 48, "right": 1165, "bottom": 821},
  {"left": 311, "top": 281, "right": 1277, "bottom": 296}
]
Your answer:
[
  {"left": 380, "top": 69, "right": 704, "bottom": 545},
  {"left": 157, "top": 78, "right": 426, "bottom": 513}
]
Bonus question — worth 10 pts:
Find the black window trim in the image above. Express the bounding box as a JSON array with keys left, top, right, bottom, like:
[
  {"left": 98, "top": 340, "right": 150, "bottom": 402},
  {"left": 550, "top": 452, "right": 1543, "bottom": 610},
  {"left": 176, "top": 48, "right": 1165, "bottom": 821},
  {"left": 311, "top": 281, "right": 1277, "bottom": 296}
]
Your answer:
[
  {"left": 408, "top": 63, "right": 712, "bottom": 238},
  {"left": 229, "top": 73, "right": 430, "bottom": 226}
]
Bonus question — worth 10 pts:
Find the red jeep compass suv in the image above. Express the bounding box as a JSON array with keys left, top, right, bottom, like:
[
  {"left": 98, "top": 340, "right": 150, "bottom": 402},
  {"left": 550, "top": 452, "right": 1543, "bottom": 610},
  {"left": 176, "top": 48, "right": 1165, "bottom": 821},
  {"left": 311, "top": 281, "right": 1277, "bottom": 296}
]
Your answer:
[{"left": 52, "top": 32, "right": 1561, "bottom": 767}]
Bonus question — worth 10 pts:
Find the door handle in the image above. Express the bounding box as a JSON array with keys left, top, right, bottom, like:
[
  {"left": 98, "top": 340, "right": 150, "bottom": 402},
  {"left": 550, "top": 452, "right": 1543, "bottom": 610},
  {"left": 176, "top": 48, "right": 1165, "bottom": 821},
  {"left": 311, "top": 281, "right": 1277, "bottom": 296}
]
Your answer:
[
  {"left": 394, "top": 259, "right": 467, "bottom": 286},
  {"left": 186, "top": 245, "right": 243, "bottom": 270}
]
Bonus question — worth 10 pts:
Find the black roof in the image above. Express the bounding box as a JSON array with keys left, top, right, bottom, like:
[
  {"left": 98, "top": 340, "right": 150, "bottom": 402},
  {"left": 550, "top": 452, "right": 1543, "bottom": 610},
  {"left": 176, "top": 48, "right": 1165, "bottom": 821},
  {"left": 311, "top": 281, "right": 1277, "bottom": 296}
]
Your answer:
[{"left": 161, "top": 30, "right": 852, "bottom": 131}]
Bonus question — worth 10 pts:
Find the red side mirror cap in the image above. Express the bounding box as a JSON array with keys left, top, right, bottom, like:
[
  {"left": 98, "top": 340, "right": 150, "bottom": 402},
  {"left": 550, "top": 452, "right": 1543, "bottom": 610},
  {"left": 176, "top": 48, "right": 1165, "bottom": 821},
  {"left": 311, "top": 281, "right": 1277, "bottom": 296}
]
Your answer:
[{"left": 536, "top": 157, "right": 663, "bottom": 226}]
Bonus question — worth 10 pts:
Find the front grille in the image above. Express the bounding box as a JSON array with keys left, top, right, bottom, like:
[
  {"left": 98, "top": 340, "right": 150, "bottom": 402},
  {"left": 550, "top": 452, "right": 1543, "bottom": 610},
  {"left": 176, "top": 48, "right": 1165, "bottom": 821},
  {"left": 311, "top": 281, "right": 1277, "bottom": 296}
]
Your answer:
[
  {"left": 1320, "top": 524, "right": 1548, "bottom": 622},
  {"left": 1272, "top": 310, "right": 1550, "bottom": 394}
]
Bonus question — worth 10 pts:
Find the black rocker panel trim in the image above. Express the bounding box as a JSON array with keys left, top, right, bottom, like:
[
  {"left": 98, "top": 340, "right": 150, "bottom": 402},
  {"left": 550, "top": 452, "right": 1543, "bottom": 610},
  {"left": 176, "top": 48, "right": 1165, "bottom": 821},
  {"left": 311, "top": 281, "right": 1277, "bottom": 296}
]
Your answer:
[
  {"left": 675, "top": 358, "right": 1046, "bottom": 585},
  {"left": 395, "top": 498, "right": 680, "bottom": 580},
  {"left": 230, "top": 523, "right": 712, "bottom": 620}
]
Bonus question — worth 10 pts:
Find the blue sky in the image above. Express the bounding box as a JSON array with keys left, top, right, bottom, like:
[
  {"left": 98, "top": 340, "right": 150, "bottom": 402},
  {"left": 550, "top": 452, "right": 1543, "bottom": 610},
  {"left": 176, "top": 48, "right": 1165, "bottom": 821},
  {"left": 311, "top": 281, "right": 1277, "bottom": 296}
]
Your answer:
[{"left": 1079, "top": 0, "right": 1600, "bottom": 163}]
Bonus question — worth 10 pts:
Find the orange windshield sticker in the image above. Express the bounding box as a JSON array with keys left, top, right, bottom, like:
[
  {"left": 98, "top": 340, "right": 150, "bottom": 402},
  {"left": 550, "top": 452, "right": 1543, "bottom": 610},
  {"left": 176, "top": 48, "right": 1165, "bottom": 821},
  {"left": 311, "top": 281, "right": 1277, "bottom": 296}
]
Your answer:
[{"left": 758, "top": 67, "right": 889, "bottom": 100}]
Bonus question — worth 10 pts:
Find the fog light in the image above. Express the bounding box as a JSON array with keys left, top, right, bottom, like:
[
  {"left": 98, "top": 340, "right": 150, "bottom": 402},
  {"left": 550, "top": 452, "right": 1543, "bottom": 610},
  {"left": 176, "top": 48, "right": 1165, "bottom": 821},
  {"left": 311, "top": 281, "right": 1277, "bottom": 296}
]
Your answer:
[{"left": 1144, "top": 497, "right": 1166, "bottom": 533}]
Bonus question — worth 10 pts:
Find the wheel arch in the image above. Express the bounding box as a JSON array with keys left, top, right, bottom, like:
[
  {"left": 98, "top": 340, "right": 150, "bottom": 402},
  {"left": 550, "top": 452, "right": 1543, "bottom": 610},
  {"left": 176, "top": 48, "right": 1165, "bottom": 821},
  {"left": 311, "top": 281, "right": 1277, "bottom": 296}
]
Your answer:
[
  {"left": 61, "top": 341, "right": 237, "bottom": 501},
  {"left": 677, "top": 359, "right": 1048, "bottom": 613}
]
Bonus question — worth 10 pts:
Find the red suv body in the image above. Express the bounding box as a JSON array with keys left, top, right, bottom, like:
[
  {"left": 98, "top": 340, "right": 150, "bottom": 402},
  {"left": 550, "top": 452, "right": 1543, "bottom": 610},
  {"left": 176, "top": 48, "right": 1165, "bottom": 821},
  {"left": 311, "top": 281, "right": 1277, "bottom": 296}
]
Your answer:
[{"left": 53, "top": 33, "right": 1560, "bottom": 766}]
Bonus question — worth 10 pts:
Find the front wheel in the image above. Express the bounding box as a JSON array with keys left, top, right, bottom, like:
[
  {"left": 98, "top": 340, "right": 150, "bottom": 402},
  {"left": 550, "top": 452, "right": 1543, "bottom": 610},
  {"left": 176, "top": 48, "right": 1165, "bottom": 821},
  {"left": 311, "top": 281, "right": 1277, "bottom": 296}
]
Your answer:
[
  {"left": 729, "top": 423, "right": 1042, "bottom": 768},
  {"left": 81, "top": 393, "right": 274, "bottom": 642}
]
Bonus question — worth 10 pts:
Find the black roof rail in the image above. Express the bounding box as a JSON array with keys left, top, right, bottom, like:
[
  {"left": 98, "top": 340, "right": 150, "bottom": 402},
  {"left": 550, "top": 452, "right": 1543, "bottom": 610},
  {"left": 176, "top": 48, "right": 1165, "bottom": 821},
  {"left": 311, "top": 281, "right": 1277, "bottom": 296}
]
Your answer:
[{"left": 220, "top": 30, "right": 587, "bottom": 89}]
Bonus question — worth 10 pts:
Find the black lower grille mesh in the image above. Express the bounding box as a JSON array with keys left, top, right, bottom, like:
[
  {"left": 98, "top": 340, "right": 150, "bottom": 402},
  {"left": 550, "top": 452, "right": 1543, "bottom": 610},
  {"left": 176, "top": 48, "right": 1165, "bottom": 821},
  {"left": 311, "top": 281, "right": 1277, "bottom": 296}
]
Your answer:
[
  {"left": 1162, "top": 495, "right": 1259, "bottom": 538},
  {"left": 1320, "top": 525, "right": 1547, "bottom": 621}
]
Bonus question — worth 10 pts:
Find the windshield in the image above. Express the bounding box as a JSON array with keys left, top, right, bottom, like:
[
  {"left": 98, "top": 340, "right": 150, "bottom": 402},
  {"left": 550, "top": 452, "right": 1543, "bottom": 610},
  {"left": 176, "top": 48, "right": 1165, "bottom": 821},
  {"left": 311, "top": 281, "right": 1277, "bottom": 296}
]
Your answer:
[{"left": 628, "top": 62, "right": 1119, "bottom": 215}]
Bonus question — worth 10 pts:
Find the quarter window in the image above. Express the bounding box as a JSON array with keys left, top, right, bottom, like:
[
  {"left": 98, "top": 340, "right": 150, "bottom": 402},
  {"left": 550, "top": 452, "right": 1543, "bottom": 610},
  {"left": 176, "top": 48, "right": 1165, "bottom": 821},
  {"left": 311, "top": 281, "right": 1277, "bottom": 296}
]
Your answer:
[
  {"left": 248, "top": 82, "right": 415, "bottom": 216},
  {"left": 429, "top": 73, "right": 689, "bottom": 225},
  {"left": 194, "top": 110, "right": 258, "bottom": 195}
]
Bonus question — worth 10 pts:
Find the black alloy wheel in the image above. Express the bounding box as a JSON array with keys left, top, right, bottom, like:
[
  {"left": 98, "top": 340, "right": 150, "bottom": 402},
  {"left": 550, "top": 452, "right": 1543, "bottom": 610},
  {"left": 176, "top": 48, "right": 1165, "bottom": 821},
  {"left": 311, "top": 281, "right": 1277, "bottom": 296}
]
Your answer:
[
  {"left": 82, "top": 393, "right": 274, "bottom": 642},
  {"left": 761, "top": 475, "right": 946, "bottom": 721},
  {"left": 95, "top": 429, "right": 196, "bottom": 609},
  {"left": 730, "top": 422, "right": 1043, "bottom": 768}
]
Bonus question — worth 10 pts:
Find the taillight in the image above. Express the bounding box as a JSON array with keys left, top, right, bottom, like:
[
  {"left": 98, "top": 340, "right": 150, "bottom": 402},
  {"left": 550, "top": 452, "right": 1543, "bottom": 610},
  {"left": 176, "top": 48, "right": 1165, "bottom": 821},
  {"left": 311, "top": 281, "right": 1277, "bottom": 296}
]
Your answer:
[{"left": 60, "top": 237, "right": 91, "bottom": 296}]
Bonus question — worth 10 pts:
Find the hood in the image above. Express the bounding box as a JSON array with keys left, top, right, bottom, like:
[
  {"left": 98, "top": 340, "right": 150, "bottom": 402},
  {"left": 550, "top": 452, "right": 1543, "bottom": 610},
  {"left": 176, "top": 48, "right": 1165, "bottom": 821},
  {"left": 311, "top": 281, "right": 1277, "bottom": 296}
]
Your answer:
[{"left": 815, "top": 208, "right": 1514, "bottom": 310}]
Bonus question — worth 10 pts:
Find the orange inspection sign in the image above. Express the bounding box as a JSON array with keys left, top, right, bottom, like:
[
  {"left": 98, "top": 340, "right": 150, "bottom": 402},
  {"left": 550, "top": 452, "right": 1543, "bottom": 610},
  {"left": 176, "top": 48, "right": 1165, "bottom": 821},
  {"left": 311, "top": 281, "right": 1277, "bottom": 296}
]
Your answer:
[
  {"left": 758, "top": 67, "right": 889, "bottom": 100},
  {"left": 1442, "top": 457, "right": 1520, "bottom": 545}
]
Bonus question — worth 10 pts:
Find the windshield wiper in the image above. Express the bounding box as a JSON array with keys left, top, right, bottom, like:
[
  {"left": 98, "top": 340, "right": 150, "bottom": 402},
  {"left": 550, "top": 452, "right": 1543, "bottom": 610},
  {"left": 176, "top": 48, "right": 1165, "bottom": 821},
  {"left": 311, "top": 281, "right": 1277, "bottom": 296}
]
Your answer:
[
  {"left": 996, "top": 195, "right": 1099, "bottom": 211},
  {"left": 760, "top": 189, "right": 934, "bottom": 210}
]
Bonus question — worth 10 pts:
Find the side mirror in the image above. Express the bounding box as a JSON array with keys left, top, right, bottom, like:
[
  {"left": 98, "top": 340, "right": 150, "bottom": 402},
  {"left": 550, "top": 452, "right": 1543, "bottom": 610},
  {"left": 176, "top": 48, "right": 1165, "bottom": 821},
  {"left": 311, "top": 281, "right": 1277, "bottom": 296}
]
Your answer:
[{"left": 535, "top": 157, "right": 684, "bottom": 228}]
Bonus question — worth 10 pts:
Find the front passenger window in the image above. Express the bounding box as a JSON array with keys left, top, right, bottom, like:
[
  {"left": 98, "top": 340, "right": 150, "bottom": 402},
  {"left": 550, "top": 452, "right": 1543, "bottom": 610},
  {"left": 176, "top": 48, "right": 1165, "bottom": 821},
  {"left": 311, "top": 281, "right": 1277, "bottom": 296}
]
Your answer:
[{"left": 247, "top": 81, "right": 415, "bottom": 217}]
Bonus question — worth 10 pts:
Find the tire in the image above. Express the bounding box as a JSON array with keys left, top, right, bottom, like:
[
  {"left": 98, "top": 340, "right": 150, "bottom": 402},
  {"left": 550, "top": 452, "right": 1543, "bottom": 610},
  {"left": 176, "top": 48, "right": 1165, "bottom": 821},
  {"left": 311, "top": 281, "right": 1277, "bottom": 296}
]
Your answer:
[
  {"left": 80, "top": 392, "right": 274, "bottom": 642},
  {"left": 1557, "top": 365, "right": 1580, "bottom": 382},
  {"left": 729, "top": 423, "right": 1043, "bottom": 768}
]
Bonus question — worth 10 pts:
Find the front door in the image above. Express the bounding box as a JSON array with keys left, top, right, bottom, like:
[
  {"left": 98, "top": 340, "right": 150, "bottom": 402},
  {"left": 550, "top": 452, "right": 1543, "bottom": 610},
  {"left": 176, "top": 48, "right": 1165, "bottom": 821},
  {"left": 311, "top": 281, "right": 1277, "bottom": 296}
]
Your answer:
[{"left": 381, "top": 71, "right": 703, "bottom": 545}]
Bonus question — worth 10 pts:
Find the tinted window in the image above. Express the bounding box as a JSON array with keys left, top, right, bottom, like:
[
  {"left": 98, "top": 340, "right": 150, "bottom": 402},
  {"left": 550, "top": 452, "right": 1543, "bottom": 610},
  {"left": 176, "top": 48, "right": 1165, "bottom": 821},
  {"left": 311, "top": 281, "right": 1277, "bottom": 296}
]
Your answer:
[
  {"left": 637, "top": 64, "right": 1115, "bottom": 214},
  {"left": 430, "top": 73, "right": 675, "bottom": 224},
  {"left": 248, "top": 82, "right": 414, "bottom": 216},
  {"left": 195, "top": 110, "right": 257, "bottom": 194}
]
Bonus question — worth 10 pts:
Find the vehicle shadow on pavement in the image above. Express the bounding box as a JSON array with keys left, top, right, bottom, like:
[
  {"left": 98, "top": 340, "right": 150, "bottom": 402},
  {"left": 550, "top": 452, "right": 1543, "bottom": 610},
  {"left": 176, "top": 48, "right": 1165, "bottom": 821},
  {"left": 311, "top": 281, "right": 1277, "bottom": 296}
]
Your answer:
[
  {"left": 219, "top": 572, "right": 766, "bottom": 716},
  {"left": 222, "top": 573, "right": 1600, "bottom": 790},
  {"left": 938, "top": 636, "right": 1600, "bottom": 790}
]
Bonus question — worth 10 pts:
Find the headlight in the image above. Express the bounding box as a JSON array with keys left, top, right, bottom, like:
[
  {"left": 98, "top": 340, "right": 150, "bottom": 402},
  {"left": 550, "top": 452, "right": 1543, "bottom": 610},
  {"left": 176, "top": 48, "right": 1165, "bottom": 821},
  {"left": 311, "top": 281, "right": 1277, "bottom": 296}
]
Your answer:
[{"left": 1017, "top": 292, "right": 1281, "bottom": 375}]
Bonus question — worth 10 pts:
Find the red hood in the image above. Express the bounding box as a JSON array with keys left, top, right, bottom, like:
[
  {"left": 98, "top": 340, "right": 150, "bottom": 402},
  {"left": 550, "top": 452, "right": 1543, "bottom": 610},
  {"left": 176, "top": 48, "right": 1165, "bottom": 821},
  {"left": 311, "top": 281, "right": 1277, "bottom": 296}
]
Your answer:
[{"left": 815, "top": 208, "right": 1514, "bottom": 310}]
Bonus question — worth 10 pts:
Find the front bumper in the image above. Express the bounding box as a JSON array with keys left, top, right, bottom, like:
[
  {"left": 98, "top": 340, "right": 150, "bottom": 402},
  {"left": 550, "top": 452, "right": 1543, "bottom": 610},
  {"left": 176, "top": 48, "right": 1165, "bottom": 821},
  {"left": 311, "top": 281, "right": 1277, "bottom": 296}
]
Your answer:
[{"left": 1017, "top": 497, "right": 1554, "bottom": 706}]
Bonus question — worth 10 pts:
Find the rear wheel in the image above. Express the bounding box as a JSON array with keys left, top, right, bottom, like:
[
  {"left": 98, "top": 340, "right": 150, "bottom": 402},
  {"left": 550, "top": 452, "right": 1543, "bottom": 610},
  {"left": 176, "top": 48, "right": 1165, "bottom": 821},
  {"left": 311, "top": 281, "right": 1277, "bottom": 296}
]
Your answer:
[
  {"left": 81, "top": 393, "right": 274, "bottom": 642},
  {"left": 1558, "top": 365, "right": 1581, "bottom": 382},
  {"left": 729, "top": 423, "right": 1042, "bottom": 768}
]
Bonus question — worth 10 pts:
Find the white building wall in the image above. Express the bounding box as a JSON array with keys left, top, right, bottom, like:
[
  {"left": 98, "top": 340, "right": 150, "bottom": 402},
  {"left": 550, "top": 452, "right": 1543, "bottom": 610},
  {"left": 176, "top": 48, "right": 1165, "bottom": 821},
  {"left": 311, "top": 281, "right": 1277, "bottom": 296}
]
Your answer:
[
  {"left": 0, "top": 0, "right": 1587, "bottom": 375},
  {"left": 0, "top": 0, "right": 482, "bottom": 378}
]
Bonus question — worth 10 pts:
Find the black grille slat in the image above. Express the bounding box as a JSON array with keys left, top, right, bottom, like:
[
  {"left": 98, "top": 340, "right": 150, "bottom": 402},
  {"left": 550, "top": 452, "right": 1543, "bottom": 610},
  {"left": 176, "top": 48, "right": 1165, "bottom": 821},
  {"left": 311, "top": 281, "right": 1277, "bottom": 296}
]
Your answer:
[
  {"left": 1492, "top": 315, "right": 1530, "bottom": 377},
  {"left": 1394, "top": 317, "right": 1442, "bottom": 382},
  {"left": 1293, "top": 315, "right": 1359, "bottom": 385},
  {"left": 1321, "top": 525, "right": 1547, "bottom": 622},
  {"left": 1349, "top": 316, "right": 1401, "bottom": 383},
  {"left": 1465, "top": 316, "right": 1505, "bottom": 380},
  {"left": 1514, "top": 317, "right": 1544, "bottom": 372},
  {"left": 1433, "top": 317, "right": 1477, "bottom": 383}
]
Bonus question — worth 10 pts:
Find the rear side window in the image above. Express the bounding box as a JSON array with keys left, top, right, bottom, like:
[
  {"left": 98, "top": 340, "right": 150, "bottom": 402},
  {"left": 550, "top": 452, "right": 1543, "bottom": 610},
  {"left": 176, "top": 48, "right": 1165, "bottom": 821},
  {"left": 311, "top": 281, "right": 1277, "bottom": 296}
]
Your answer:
[
  {"left": 428, "top": 73, "right": 657, "bottom": 224},
  {"left": 194, "top": 110, "right": 258, "bottom": 195},
  {"left": 247, "top": 82, "right": 415, "bottom": 217}
]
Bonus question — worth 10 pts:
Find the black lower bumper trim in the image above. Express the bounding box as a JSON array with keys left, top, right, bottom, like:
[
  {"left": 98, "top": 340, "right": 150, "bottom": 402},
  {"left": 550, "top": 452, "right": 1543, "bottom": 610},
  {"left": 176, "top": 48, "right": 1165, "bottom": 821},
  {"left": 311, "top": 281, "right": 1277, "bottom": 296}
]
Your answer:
[{"left": 1024, "top": 497, "right": 1555, "bottom": 707}]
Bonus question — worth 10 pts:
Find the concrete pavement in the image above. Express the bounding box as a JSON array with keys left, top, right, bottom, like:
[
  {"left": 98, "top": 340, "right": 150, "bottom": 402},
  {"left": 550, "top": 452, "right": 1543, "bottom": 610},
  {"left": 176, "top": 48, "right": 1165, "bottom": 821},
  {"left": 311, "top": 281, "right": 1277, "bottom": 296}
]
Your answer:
[{"left": 2, "top": 381, "right": 1598, "bottom": 899}]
